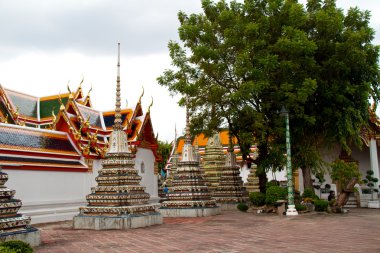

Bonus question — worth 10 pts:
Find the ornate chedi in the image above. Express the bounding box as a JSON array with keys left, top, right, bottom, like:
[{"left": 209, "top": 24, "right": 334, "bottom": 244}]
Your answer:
[
  {"left": 244, "top": 163, "right": 260, "bottom": 193},
  {"left": 212, "top": 139, "right": 248, "bottom": 210},
  {"left": 201, "top": 132, "right": 225, "bottom": 192},
  {"left": 164, "top": 127, "right": 180, "bottom": 188},
  {"left": 160, "top": 110, "right": 221, "bottom": 217},
  {"left": 0, "top": 168, "right": 40, "bottom": 246},
  {"left": 73, "top": 44, "right": 162, "bottom": 230}
]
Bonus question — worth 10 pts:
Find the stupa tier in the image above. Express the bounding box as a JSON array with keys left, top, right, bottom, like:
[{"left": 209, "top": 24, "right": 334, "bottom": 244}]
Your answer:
[
  {"left": 165, "top": 130, "right": 180, "bottom": 188},
  {"left": 73, "top": 44, "right": 162, "bottom": 230},
  {"left": 244, "top": 163, "right": 260, "bottom": 193},
  {"left": 201, "top": 132, "right": 225, "bottom": 191},
  {"left": 160, "top": 111, "right": 221, "bottom": 217},
  {"left": 0, "top": 170, "right": 40, "bottom": 246},
  {"left": 212, "top": 145, "right": 248, "bottom": 210},
  {"left": 79, "top": 153, "right": 156, "bottom": 215}
]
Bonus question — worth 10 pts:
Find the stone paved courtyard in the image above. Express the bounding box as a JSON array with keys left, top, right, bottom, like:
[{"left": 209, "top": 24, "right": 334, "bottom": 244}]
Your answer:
[{"left": 34, "top": 208, "right": 380, "bottom": 253}]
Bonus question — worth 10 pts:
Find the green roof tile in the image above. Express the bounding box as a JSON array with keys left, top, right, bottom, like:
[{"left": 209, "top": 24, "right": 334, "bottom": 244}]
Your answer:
[{"left": 40, "top": 97, "right": 69, "bottom": 118}]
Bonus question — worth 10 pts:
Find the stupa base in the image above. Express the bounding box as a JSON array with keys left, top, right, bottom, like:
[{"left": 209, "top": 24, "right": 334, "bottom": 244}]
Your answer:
[
  {"left": 73, "top": 212, "right": 162, "bottom": 230},
  {"left": 219, "top": 203, "right": 241, "bottom": 211},
  {"left": 0, "top": 227, "right": 41, "bottom": 247},
  {"left": 159, "top": 206, "right": 221, "bottom": 217}
]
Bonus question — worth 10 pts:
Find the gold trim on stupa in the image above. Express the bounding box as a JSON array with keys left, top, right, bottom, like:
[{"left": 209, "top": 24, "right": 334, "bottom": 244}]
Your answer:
[
  {"left": 161, "top": 109, "right": 217, "bottom": 209},
  {"left": 77, "top": 43, "right": 159, "bottom": 217}
]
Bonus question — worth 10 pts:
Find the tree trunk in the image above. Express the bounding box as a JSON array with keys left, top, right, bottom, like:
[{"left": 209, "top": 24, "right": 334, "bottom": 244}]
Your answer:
[
  {"left": 258, "top": 171, "right": 267, "bottom": 193},
  {"left": 301, "top": 166, "right": 314, "bottom": 190},
  {"left": 332, "top": 178, "right": 358, "bottom": 213}
]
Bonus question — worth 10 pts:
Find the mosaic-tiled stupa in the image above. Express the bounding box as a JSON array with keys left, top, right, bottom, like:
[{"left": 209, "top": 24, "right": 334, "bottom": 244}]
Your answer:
[
  {"left": 212, "top": 138, "right": 248, "bottom": 210},
  {"left": 160, "top": 110, "right": 221, "bottom": 217},
  {"left": 165, "top": 128, "right": 180, "bottom": 188},
  {"left": 201, "top": 132, "right": 225, "bottom": 191},
  {"left": 244, "top": 163, "right": 260, "bottom": 193},
  {"left": 73, "top": 44, "right": 162, "bottom": 230},
  {"left": 0, "top": 169, "right": 40, "bottom": 246}
]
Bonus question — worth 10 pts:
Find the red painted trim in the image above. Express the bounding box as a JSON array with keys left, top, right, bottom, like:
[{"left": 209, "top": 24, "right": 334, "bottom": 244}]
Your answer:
[
  {"left": 2, "top": 165, "right": 89, "bottom": 172},
  {"left": 0, "top": 149, "right": 82, "bottom": 160}
]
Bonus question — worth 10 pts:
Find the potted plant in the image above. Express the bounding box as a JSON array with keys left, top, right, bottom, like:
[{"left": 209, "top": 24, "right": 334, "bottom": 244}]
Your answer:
[{"left": 363, "top": 170, "right": 379, "bottom": 208}]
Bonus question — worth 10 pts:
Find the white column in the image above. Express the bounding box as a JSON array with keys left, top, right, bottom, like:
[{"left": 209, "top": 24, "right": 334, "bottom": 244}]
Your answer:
[{"left": 369, "top": 138, "right": 380, "bottom": 187}]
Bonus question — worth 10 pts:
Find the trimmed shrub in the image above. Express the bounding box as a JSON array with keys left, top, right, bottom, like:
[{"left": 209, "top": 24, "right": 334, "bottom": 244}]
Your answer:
[
  {"left": 295, "top": 204, "right": 307, "bottom": 211},
  {"left": 265, "top": 180, "right": 279, "bottom": 190},
  {"left": 0, "top": 246, "right": 18, "bottom": 253},
  {"left": 0, "top": 240, "right": 33, "bottom": 253},
  {"left": 265, "top": 186, "right": 287, "bottom": 205},
  {"left": 249, "top": 192, "right": 266, "bottom": 206},
  {"left": 314, "top": 200, "right": 329, "bottom": 212},
  {"left": 237, "top": 203, "right": 249, "bottom": 212},
  {"left": 302, "top": 188, "right": 317, "bottom": 199}
]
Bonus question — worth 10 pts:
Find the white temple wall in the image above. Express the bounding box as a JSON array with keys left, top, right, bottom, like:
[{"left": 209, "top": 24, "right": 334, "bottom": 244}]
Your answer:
[
  {"left": 135, "top": 147, "right": 159, "bottom": 202},
  {"left": 4, "top": 160, "right": 101, "bottom": 224},
  {"left": 2, "top": 148, "right": 160, "bottom": 224}
]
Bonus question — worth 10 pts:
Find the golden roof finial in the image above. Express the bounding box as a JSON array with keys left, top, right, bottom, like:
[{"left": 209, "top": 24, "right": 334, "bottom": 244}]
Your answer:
[
  {"left": 86, "top": 85, "right": 93, "bottom": 98},
  {"left": 67, "top": 81, "right": 73, "bottom": 99},
  {"left": 79, "top": 74, "right": 84, "bottom": 88},
  {"left": 138, "top": 86, "right": 144, "bottom": 104},
  {"left": 58, "top": 92, "right": 65, "bottom": 110},
  {"left": 14, "top": 106, "right": 19, "bottom": 118},
  {"left": 52, "top": 107, "right": 56, "bottom": 122},
  {"left": 85, "top": 115, "right": 90, "bottom": 127},
  {"left": 147, "top": 96, "right": 153, "bottom": 113}
]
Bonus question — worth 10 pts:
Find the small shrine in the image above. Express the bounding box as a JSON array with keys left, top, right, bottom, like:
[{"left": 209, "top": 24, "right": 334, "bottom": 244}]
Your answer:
[
  {"left": 244, "top": 163, "right": 260, "bottom": 193},
  {"left": 0, "top": 167, "right": 40, "bottom": 246},
  {"left": 201, "top": 132, "right": 225, "bottom": 191},
  {"left": 212, "top": 137, "right": 248, "bottom": 210},
  {"left": 73, "top": 44, "right": 162, "bottom": 230},
  {"left": 160, "top": 110, "right": 221, "bottom": 217}
]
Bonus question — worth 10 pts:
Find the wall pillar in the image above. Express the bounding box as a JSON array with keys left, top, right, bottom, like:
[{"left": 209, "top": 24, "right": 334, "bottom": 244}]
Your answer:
[{"left": 369, "top": 138, "right": 380, "bottom": 187}]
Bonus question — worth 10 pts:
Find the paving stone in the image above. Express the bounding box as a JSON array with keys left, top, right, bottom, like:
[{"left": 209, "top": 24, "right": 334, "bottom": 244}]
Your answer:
[{"left": 34, "top": 208, "right": 380, "bottom": 253}]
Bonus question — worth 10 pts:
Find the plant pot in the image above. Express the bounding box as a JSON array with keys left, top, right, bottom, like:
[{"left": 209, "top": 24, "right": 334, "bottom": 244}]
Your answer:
[{"left": 368, "top": 200, "right": 380, "bottom": 208}]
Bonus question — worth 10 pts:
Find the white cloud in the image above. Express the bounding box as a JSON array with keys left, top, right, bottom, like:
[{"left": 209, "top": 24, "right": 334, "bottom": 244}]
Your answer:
[{"left": 0, "top": 0, "right": 379, "bottom": 142}]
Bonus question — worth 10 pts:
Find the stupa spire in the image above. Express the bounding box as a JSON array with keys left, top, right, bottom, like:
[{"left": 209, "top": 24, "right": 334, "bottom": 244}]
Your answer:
[
  {"left": 74, "top": 43, "right": 162, "bottom": 230},
  {"left": 181, "top": 107, "right": 197, "bottom": 162},
  {"left": 185, "top": 107, "right": 191, "bottom": 144},
  {"left": 107, "top": 43, "right": 130, "bottom": 154},
  {"left": 114, "top": 42, "right": 122, "bottom": 130},
  {"left": 174, "top": 124, "right": 178, "bottom": 154},
  {"left": 225, "top": 132, "right": 236, "bottom": 166}
]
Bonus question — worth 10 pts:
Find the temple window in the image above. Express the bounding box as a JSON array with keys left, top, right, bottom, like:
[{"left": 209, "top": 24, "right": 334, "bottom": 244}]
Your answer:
[{"left": 140, "top": 162, "right": 145, "bottom": 174}]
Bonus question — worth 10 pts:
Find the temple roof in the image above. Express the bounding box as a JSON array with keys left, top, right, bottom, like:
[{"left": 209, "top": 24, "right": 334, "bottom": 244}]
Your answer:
[
  {"left": 0, "top": 123, "right": 80, "bottom": 156},
  {"left": 175, "top": 130, "right": 243, "bottom": 155},
  {"left": 0, "top": 83, "right": 158, "bottom": 161},
  {"left": 4, "top": 89, "right": 38, "bottom": 118},
  {"left": 0, "top": 123, "right": 87, "bottom": 172}
]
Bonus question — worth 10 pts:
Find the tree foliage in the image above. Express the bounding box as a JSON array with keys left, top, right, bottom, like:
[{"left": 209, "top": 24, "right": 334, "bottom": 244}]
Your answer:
[
  {"left": 158, "top": 0, "right": 380, "bottom": 187},
  {"left": 330, "top": 159, "right": 361, "bottom": 192},
  {"left": 157, "top": 140, "right": 172, "bottom": 175}
]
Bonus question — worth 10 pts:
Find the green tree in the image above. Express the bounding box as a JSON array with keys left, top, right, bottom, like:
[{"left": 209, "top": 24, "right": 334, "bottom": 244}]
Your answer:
[
  {"left": 157, "top": 140, "right": 172, "bottom": 177},
  {"left": 158, "top": 0, "right": 380, "bottom": 189}
]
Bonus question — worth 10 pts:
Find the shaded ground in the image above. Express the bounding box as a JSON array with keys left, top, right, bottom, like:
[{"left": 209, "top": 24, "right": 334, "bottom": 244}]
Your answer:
[{"left": 34, "top": 208, "right": 380, "bottom": 253}]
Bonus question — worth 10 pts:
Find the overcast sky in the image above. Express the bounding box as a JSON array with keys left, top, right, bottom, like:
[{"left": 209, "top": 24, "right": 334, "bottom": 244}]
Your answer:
[{"left": 0, "top": 0, "right": 379, "bottom": 142}]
